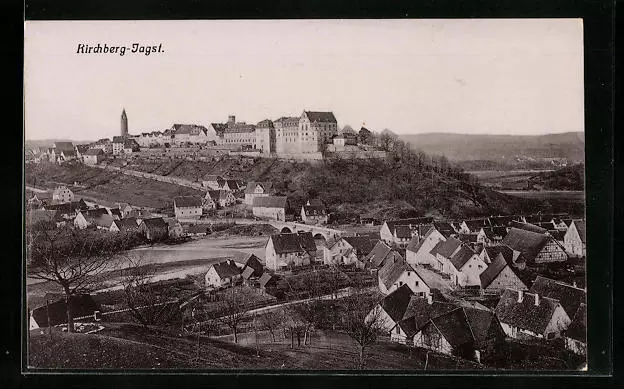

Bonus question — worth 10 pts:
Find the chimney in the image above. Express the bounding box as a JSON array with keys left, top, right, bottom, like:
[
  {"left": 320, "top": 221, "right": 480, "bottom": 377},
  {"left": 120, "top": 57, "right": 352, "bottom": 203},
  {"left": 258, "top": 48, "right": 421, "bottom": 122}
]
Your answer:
[
  {"left": 427, "top": 293, "right": 433, "bottom": 305},
  {"left": 517, "top": 290, "right": 524, "bottom": 303},
  {"left": 534, "top": 293, "right": 540, "bottom": 306}
]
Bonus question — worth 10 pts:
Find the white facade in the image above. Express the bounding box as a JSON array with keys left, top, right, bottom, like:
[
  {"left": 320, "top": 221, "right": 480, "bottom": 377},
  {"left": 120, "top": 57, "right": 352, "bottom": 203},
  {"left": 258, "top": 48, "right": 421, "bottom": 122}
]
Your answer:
[
  {"left": 379, "top": 269, "right": 430, "bottom": 296},
  {"left": 52, "top": 186, "right": 74, "bottom": 203},
  {"left": 405, "top": 229, "right": 446, "bottom": 266}
]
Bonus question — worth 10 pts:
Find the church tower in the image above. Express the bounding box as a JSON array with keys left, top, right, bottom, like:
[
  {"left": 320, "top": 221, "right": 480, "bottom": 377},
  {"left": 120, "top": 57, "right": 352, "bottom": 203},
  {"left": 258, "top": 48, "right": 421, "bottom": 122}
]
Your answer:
[{"left": 121, "top": 109, "right": 128, "bottom": 137}]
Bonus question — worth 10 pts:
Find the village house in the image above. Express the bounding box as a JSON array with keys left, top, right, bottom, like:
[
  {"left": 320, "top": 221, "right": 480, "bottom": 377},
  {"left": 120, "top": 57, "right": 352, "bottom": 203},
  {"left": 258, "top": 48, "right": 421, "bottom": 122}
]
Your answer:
[
  {"left": 90, "top": 138, "right": 113, "bottom": 154},
  {"left": 480, "top": 245, "right": 525, "bottom": 269},
  {"left": 60, "top": 149, "right": 77, "bottom": 162},
  {"left": 494, "top": 289, "right": 571, "bottom": 340},
  {"left": 139, "top": 217, "right": 169, "bottom": 241},
  {"left": 73, "top": 208, "right": 111, "bottom": 229},
  {"left": 184, "top": 224, "right": 210, "bottom": 237},
  {"left": 365, "top": 241, "right": 397, "bottom": 271},
  {"left": 259, "top": 272, "right": 278, "bottom": 294},
  {"left": 265, "top": 232, "right": 317, "bottom": 271},
  {"left": 405, "top": 226, "right": 446, "bottom": 267},
  {"left": 488, "top": 215, "right": 523, "bottom": 228},
  {"left": 367, "top": 284, "right": 415, "bottom": 333},
  {"left": 252, "top": 196, "right": 288, "bottom": 221},
  {"left": 43, "top": 199, "right": 89, "bottom": 220},
  {"left": 116, "top": 203, "right": 134, "bottom": 218},
  {"left": 202, "top": 175, "right": 226, "bottom": 190},
  {"left": 241, "top": 254, "right": 264, "bottom": 278},
  {"left": 501, "top": 228, "right": 568, "bottom": 265},
  {"left": 170, "top": 124, "right": 214, "bottom": 145},
  {"left": 379, "top": 217, "right": 434, "bottom": 247},
  {"left": 564, "top": 220, "right": 586, "bottom": 257},
  {"left": 165, "top": 218, "right": 184, "bottom": 238},
  {"left": 377, "top": 254, "right": 431, "bottom": 296},
  {"left": 205, "top": 260, "right": 242, "bottom": 289},
  {"left": 123, "top": 139, "right": 140, "bottom": 154},
  {"left": 52, "top": 186, "right": 74, "bottom": 203},
  {"left": 413, "top": 307, "right": 505, "bottom": 363},
  {"left": 479, "top": 253, "right": 527, "bottom": 293},
  {"left": 300, "top": 203, "right": 328, "bottom": 225},
  {"left": 446, "top": 245, "right": 488, "bottom": 287},
  {"left": 111, "top": 217, "right": 141, "bottom": 234},
  {"left": 112, "top": 136, "right": 125, "bottom": 155},
  {"left": 244, "top": 182, "right": 274, "bottom": 205},
  {"left": 173, "top": 196, "right": 203, "bottom": 220},
  {"left": 428, "top": 237, "right": 463, "bottom": 274},
  {"left": 478, "top": 227, "right": 508, "bottom": 246},
  {"left": 74, "top": 144, "right": 90, "bottom": 160},
  {"left": 222, "top": 179, "right": 241, "bottom": 192},
  {"left": 206, "top": 190, "right": 236, "bottom": 208},
  {"left": 529, "top": 276, "right": 586, "bottom": 320},
  {"left": 323, "top": 236, "right": 377, "bottom": 268},
  {"left": 83, "top": 148, "right": 105, "bottom": 165},
  {"left": 564, "top": 303, "right": 587, "bottom": 356},
  {"left": 202, "top": 196, "right": 216, "bottom": 211},
  {"left": 93, "top": 214, "right": 116, "bottom": 231}
]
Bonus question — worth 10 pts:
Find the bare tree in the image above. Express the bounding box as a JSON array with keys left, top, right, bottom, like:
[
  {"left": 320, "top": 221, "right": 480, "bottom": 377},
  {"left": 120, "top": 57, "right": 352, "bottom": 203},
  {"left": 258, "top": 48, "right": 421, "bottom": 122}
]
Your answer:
[
  {"left": 340, "top": 290, "right": 386, "bottom": 369},
  {"left": 259, "top": 308, "right": 285, "bottom": 342},
  {"left": 28, "top": 228, "right": 126, "bottom": 332},
  {"left": 213, "top": 286, "right": 253, "bottom": 343},
  {"left": 121, "top": 257, "right": 181, "bottom": 328}
]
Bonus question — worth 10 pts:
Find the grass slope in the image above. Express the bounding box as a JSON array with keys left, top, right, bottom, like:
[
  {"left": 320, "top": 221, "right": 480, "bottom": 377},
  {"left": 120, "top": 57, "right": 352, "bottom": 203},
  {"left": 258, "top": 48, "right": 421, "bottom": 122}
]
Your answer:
[{"left": 25, "top": 162, "right": 203, "bottom": 210}]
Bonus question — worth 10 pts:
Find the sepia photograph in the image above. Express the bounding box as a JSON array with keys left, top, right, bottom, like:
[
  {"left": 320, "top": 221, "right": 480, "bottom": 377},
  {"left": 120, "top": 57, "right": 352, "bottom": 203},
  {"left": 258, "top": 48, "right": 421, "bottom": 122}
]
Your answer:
[{"left": 23, "top": 19, "right": 588, "bottom": 372}]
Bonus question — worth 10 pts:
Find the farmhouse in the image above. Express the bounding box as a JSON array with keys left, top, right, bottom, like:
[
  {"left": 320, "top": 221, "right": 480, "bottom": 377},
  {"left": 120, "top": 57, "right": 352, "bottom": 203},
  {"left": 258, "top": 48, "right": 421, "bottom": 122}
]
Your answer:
[
  {"left": 205, "top": 260, "right": 242, "bottom": 289},
  {"left": 459, "top": 219, "right": 490, "bottom": 234},
  {"left": 252, "top": 196, "right": 288, "bottom": 221},
  {"left": 405, "top": 227, "right": 446, "bottom": 266},
  {"left": 429, "top": 237, "right": 462, "bottom": 273},
  {"left": 377, "top": 254, "right": 430, "bottom": 296},
  {"left": 26, "top": 209, "right": 65, "bottom": 228},
  {"left": 413, "top": 307, "right": 505, "bottom": 363},
  {"left": 323, "top": 236, "right": 376, "bottom": 268},
  {"left": 529, "top": 276, "right": 586, "bottom": 319},
  {"left": 139, "top": 217, "right": 169, "bottom": 241},
  {"left": 173, "top": 196, "right": 203, "bottom": 220},
  {"left": 494, "top": 289, "right": 571, "bottom": 340},
  {"left": 301, "top": 204, "right": 328, "bottom": 225},
  {"left": 73, "top": 208, "right": 111, "bottom": 229},
  {"left": 265, "top": 232, "right": 317, "bottom": 271},
  {"left": 52, "top": 186, "right": 74, "bottom": 203},
  {"left": 43, "top": 199, "right": 89, "bottom": 219},
  {"left": 447, "top": 245, "right": 487, "bottom": 287},
  {"left": 480, "top": 245, "right": 525, "bottom": 268},
  {"left": 165, "top": 218, "right": 184, "bottom": 238},
  {"left": 379, "top": 217, "right": 434, "bottom": 246},
  {"left": 564, "top": 220, "right": 586, "bottom": 257},
  {"left": 241, "top": 253, "right": 264, "bottom": 279},
  {"left": 366, "top": 240, "right": 400, "bottom": 271},
  {"left": 367, "top": 284, "right": 415, "bottom": 333},
  {"left": 479, "top": 254, "right": 527, "bottom": 293},
  {"left": 244, "top": 182, "right": 274, "bottom": 205},
  {"left": 501, "top": 228, "right": 568, "bottom": 265},
  {"left": 83, "top": 148, "right": 104, "bottom": 165},
  {"left": 206, "top": 190, "right": 236, "bottom": 208},
  {"left": 112, "top": 217, "right": 141, "bottom": 234}
]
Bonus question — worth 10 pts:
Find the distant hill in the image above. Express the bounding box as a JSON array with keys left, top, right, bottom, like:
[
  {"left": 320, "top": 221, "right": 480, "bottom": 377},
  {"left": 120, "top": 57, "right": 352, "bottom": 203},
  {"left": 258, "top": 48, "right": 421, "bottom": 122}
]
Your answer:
[
  {"left": 528, "top": 163, "right": 585, "bottom": 191},
  {"left": 25, "top": 139, "right": 94, "bottom": 149},
  {"left": 400, "top": 132, "right": 584, "bottom": 162}
]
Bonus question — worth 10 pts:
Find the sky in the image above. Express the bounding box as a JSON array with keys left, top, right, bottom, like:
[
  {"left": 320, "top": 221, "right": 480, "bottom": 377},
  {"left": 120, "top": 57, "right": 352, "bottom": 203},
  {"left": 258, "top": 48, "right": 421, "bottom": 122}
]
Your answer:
[{"left": 24, "top": 19, "right": 584, "bottom": 140}]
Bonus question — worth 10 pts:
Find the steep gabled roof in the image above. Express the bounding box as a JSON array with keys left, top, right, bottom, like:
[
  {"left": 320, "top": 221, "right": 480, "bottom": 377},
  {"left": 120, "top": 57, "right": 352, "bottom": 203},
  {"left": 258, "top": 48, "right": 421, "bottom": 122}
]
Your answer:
[
  {"left": 302, "top": 205, "right": 326, "bottom": 216},
  {"left": 341, "top": 236, "right": 376, "bottom": 257},
  {"left": 210, "top": 260, "right": 241, "bottom": 279},
  {"left": 494, "top": 289, "right": 563, "bottom": 335},
  {"left": 269, "top": 232, "right": 316, "bottom": 254},
  {"left": 243, "top": 254, "right": 264, "bottom": 277},
  {"left": 462, "top": 307, "right": 501, "bottom": 347},
  {"left": 429, "top": 308, "right": 475, "bottom": 348},
  {"left": 572, "top": 220, "right": 586, "bottom": 243},
  {"left": 479, "top": 254, "right": 525, "bottom": 289},
  {"left": 366, "top": 241, "right": 393, "bottom": 268},
  {"left": 462, "top": 218, "right": 490, "bottom": 231},
  {"left": 303, "top": 111, "right": 337, "bottom": 123},
  {"left": 378, "top": 284, "right": 413, "bottom": 322},
  {"left": 394, "top": 225, "right": 413, "bottom": 239},
  {"left": 53, "top": 141, "right": 74, "bottom": 151},
  {"left": 430, "top": 237, "right": 462, "bottom": 259},
  {"left": 241, "top": 266, "right": 255, "bottom": 280},
  {"left": 253, "top": 196, "right": 288, "bottom": 209},
  {"left": 174, "top": 196, "right": 203, "bottom": 208},
  {"left": 141, "top": 217, "right": 168, "bottom": 230},
  {"left": 529, "top": 276, "right": 586, "bottom": 318},
  {"left": 501, "top": 228, "right": 551, "bottom": 263},
  {"left": 26, "top": 209, "right": 63, "bottom": 225},
  {"left": 565, "top": 303, "right": 586, "bottom": 343},
  {"left": 510, "top": 220, "right": 548, "bottom": 234},
  {"left": 244, "top": 181, "right": 273, "bottom": 194},
  {"left": 259, "top": 272, "right": 277, "bottom": 288},
  {"left": 385, "top": 217, "right": 434, "bottom": 233},
  {"left": 378, "top": 253, "right": 410, "bottom": 289},
  {"left": 449, "top": 245, "right": 476, "bottom": 270},
  {"left": 398, "top": 298, "right": 458, "bottom": 338},
  {"left": 84, "top": 148, "right": 104, "bottom": 156}
]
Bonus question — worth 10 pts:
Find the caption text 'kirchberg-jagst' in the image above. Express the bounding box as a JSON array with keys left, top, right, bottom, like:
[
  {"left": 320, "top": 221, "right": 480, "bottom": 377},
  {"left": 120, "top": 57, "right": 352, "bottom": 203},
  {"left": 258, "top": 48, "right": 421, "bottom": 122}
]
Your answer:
[{"left": 76, "top": 43, "right": 164, "bottom": 56}]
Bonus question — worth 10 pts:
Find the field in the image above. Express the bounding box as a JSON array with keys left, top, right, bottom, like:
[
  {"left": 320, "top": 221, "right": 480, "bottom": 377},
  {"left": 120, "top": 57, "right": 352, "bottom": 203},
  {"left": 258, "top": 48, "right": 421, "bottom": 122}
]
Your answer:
[
  {"left": 27, "top": 323, "right": 483, "bottom": 370},
  {"left": 468, "top": 169, "right": 555, "bottom": 180},
  {"left": 500, "top": 190, "right": 585, "bottom": 201}
]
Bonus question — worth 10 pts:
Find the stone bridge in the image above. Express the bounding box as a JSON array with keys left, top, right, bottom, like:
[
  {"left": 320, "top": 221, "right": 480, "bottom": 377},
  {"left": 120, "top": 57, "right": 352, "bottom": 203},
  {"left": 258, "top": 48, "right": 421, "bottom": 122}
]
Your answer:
[{"left": 266, "top": 221, "right": 348, "bottom": 242}]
